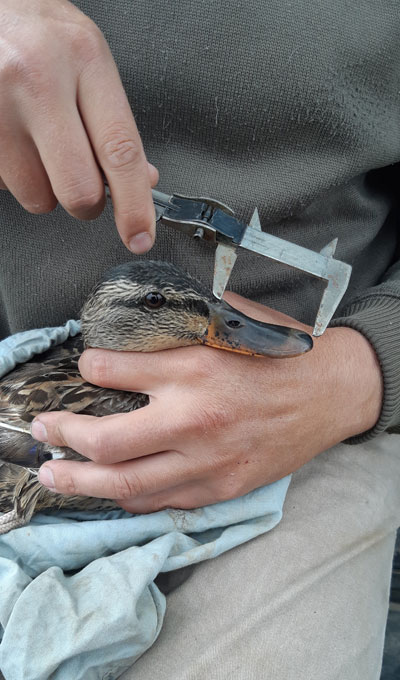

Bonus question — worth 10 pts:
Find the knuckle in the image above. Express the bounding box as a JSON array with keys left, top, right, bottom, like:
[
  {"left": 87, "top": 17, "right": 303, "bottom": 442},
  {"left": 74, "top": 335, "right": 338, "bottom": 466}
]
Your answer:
[
  {"left": 84, "top": 427, "right": 110, "bottom": 462},
  {"left": 0, "top": 44, "right": 53, "bottom": 95},
  {"left": 112, "top": 471, "right": 143, "bottom": 500},
  {"left": 184, "top": 349, "right": 223, "bottom": 382},
  {"left": 190, "top": 400, "right": 231, "bottom": 435},
  {"left": 80, "top": 350, "right": 113, "bottom": 386},
  {"left": 100, "top": 130, "right": 142, "bottom": 171},
  {"left": 0, "top": 46, "right": 34, "bottom": 84},
  {"left": 70, "top": 19, "right": 106, "bottom": 65},
  {"left": 185, "top": 353, "right": 210, "bottom": 380},
  {"left": 59, "top": 181, "right": 103, "bottom": 216}
]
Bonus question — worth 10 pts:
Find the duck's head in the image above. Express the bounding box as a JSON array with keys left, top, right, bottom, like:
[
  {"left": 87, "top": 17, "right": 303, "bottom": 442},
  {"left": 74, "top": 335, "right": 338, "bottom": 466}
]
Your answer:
[{"left": 80, "top": 260, "right": 312, "bottom": 358}]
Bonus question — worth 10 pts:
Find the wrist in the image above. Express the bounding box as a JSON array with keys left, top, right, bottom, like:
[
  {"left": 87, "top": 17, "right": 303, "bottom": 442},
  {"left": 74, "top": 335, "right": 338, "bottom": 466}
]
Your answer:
[{"left": 318, "top": 326, "right": 383, "bottom": 440}]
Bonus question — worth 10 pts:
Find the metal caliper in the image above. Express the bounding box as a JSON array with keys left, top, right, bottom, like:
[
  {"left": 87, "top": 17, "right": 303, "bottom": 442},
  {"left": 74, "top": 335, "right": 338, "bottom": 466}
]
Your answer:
[{"left": 152, "top": 189, "right": 352, "bottom": 336}]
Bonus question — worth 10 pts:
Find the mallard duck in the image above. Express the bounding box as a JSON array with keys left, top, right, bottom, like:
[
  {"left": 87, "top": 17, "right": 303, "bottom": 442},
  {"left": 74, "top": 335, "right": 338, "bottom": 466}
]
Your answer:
[{"left": 0, "top": 260, "right": 312, "bottom": 533}]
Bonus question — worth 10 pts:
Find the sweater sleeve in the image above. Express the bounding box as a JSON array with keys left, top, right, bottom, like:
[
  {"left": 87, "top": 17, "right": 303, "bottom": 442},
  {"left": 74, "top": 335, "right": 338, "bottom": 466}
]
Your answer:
[{"left": 330, "top": 254, "right": 400, "bottom": 443}]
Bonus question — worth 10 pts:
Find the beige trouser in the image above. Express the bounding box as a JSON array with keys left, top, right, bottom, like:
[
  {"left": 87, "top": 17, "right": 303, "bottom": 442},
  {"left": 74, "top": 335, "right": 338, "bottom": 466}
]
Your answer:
[{"left": 122, "top": 434, "right": 400, "bottom": 680}]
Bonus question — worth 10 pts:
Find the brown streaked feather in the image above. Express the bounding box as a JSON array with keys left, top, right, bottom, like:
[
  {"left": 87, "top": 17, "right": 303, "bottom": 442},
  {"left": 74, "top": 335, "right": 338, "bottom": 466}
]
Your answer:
[{"left": 0, "top": 334, "right": 149, "bottom": 468}]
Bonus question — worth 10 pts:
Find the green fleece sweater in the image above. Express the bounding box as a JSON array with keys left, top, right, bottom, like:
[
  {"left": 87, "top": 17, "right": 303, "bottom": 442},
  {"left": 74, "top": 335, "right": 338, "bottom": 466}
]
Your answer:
[{"left": 0, "top": 0, "right": 399, "bottom": 442}]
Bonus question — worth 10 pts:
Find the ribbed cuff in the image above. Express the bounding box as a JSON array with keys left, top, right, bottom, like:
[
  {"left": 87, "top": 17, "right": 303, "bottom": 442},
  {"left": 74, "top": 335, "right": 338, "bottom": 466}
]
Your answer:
[{"left": 330, "top": 289, "right": 400, "bottom": 444}]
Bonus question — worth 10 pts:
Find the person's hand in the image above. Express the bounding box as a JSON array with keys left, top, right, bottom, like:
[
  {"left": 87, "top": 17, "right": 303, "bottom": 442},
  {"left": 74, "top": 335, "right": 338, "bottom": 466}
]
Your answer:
[
  {"left": 0, "top": 0, "right": 158, "bottom": 253},
  {"left": 32, "top": 292, "right": 384, "bottom": 512}
]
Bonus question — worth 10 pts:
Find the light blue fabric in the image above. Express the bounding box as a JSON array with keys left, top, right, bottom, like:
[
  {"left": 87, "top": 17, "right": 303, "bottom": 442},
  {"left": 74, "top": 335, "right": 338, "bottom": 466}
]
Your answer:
[
  {"left": 0, "top": 320, "right": 81, "bottom": 377},
  {"left": 0, "top": 322, "right": 291, "bottom": 680}
]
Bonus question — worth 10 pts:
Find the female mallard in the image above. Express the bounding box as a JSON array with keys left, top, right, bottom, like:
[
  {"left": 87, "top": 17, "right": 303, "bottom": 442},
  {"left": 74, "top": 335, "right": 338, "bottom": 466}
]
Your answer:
[{"left": 0, "top": 260, "right": 312, "bottom": 532}]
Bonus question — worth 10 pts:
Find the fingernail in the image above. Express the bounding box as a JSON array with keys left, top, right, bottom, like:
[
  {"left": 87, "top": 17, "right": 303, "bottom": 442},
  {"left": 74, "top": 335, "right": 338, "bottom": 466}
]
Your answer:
[
  {"left": 31, "top": 420, "right": 48, "bottom": 442},
  {"left": 39, "top": 466, "right": 55, "bottom": 490},
  {"left": 129, "top": 232, "right": 153, "bottom": 254}
]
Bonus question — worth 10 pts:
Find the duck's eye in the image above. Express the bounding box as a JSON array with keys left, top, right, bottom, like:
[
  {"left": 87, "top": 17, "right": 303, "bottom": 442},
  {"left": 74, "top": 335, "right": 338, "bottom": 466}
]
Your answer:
[{"left": 144, "top": 292, "right": 166, "bottom": 309}]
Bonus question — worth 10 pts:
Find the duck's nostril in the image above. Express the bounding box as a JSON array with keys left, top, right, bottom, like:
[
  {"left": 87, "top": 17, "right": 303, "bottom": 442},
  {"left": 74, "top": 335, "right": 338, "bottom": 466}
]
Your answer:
[{"left": 226, "top": 319, "right": 243, "bottom": 329}]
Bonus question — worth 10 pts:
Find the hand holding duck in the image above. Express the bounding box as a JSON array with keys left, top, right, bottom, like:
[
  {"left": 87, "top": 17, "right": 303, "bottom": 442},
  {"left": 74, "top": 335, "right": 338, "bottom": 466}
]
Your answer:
[{"left": 34, "top": 290, "right": 383, "bottom": 514}]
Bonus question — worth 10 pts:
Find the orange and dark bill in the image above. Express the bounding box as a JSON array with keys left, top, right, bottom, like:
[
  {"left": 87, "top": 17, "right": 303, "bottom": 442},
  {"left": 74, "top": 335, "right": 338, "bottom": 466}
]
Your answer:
[{"left": 198, "top": 300, "right": 313, "bottom": 358}]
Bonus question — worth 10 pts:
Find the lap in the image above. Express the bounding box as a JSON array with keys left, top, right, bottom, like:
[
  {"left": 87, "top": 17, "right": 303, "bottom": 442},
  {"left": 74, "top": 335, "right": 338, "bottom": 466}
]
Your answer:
[{"left": 122, "top": 434, "right": 400, "bottom": 680}]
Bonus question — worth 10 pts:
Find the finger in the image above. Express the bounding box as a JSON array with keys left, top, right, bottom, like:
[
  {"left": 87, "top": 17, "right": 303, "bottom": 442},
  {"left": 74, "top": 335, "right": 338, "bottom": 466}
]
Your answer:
[
  {"left": 38, "top": 449, "right": 204, "bottom": 500},
  {"left": 28, "top": 100, "right": 106, "bottom": 221},
  {"left": 0, "top": 178, "right": 8, "bottom": 190},
  {"left": 78, "top": 347, "right": 190, "bottom": 392},
  {"left": 31, "top": 404, "right": 182, "bottom": 463},
  {"left": 78, "top": 46, "right": 156, "bottom": 254},
  {"left": 147, "top": 162, "right": 159, "bottom": 188},
  {"left": 0, "top": 126, "right": 56, "bottom": 213}
]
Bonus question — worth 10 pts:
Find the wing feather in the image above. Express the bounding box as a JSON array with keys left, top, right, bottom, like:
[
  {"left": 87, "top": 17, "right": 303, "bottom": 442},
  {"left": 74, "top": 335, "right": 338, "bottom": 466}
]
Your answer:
[{"left": 0, "top": 335, "right": 148, "bottom": 465}]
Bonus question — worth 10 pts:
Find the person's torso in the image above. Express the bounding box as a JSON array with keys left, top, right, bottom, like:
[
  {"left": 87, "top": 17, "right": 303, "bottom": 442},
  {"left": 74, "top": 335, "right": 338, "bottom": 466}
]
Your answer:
[{"left": 1, "top": 0, "right": 399, "bottom": 337}]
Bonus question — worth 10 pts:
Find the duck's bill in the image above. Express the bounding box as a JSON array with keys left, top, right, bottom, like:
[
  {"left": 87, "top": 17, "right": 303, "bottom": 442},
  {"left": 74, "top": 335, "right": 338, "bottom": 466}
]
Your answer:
[{"left": 198, "top": 301, "right": 313, "bottom": 358}]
